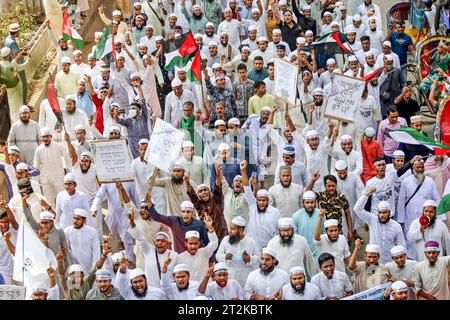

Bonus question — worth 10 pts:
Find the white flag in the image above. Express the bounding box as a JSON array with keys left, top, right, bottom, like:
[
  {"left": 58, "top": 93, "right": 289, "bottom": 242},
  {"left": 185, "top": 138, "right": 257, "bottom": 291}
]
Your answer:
[{"left": 13, "top": 218, "right": 57, "bottom": 288}]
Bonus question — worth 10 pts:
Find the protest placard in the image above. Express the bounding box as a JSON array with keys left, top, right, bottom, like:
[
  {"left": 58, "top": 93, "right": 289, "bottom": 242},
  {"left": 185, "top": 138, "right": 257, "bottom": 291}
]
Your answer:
[
  {"left": 324, "top": 74, "right": 365, "bottom": 122},
  {"left": 0, "top": 285, "right": 26, "bottom": 300},
  {"left": 145, "top": 118, "right": 185, "bottom": 173},
  {"left": 273, "top": 58, "right": 299, "bottom": 106},
  {"left": 341, "top": 282, "right": 391, "bottom": 300},
  {"left": 90, "top": 139, "right": 134, "bottom": 183}
]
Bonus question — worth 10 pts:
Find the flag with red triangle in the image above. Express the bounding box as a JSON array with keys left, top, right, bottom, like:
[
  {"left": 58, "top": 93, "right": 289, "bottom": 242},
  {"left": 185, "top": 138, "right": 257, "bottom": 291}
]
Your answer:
[
  {"left": 47, "top": 77, "right": 64, "bottom": 125},
  {"left": 62, "top": 10, "right": 84, "bottom": 48},
  {"left": 164, "top": 32, "right": 198, "bottom": 71},
  {"left": 363, "top": 66, "right": 384, "bottom": 82}
]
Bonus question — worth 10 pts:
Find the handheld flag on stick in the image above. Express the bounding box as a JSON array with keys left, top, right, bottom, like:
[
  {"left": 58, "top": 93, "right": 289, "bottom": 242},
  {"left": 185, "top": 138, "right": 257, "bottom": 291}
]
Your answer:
[
  {"left": 387, "top": 126, "right": 450, "bottom": 151},
  {"left": 62, "top": 10, "right": 84, "bottom": 48},
  {"left": 47, "top": 74, "right": 64, "bottom": 127},
  {"left": 164, "top": 32, "right": 198, "bottom": 71}
]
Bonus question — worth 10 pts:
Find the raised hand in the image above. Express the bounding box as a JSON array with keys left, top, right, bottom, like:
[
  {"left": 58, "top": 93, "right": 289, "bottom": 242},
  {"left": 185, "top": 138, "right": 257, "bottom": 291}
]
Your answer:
[
  {"left": 312, "top": 171, "right": 320, "bottom": 181},
  {"left": 163, "top": 252, "right": 172, "bottom": 268},
  {"left": 240, "top": 160, "right": 247, "bottom": 170},
  {"left": 204, "top": 214, "right": 214, "bottom": 231},
  {"left": 355, "top": 238, "right": 363, "bottom": 250},
  {"left": 128, "top": 211, "right": 136, "bottom": 228},
  {"left": 364, "top": 186, "right": 376, "bottom": 196},
  {"left": 102, "top": 234, "right": 113, "bottom": 255},
  {"left": 206, "top": 262, "right": 215, "bottom": 278},
  {"left": 47, "top": 266, "right": 55, "bottom": 278},
  {"left": 56, "top": 248, "right": 65, "bottom": 262}
]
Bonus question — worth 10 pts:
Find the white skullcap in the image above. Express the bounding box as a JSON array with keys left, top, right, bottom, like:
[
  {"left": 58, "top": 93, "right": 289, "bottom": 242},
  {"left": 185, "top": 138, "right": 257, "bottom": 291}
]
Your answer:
[
  {"left": 112, "top": 10, "right": 121, "bottom": 16},
  {"left": 206, "top": 22, "right": 214, "bottom": 28},
  {"left": 279, "top": 0, "right": 287, "bottom": 5},
  {"left": 252, "top": 8, "right": 260, "bottom": 14},
  {"left": 169, "top": 13, "right": 177, "bottom": 18},
  {"left": 302, "top": 190, "right": 316, "bottom": 200},
  {"left": 257, "top": 36, "right": 268, "bottom": 43},
  {"left": 171, "top": 78, "right": 182, "bottom": 87},
  {"left": 364, "top": 50, "right": 374, "bottom": 58},
  {"left": 74, "top": 124, "right": 86, "bottom": 132},
  {"left": 330, "top": 21, "right": 339, "bottom": 27},
  {"left": 224, "top": 7, "right": 232, "bottom": 13},
  {"left": 40, "top": 127, "right": 52, "bottom": 136},
  {"left": 111, "top": 252, "right": 123, "bottom": 264},
  {"left": 214, "top": 119, "right": 226, "bottom": 127},
  {"left": 323, "top": 11, "right": 332, "bottom": 17},
  {"left": 378, "top": 201, "right": 391, "bottom": 211},
  {"left": 19, "top": 105, "right": 30, "bottom": 113},
  {"left": 68, "top": 264, "right": 84, "bottom": 274},
  {"left": 390, "top": 245, "right": 406, "bottom": 257},
  {"left": 182, "top": 140, "right": 194, "bottom": 149},
  {"left": 365, "top": 244, "right": 380, "bottom": 253},
  {"left": 0, "top": 47, "right": 11, "bottom": 57},
  {"left": 385, "top": 54, "right": 394, "bottom": 61},
  {"left": 233, "top": 175, "right": 242, "bottom": 182},
  {"left": 410, "top": 115, "right": 422, "bottom": 123},
  {"left": 368, "top": 16, "right": 377, "bottom": 23},
  {"left": 364, "top": 127, "right": 376, "bottom": 137},
  {"left": 155, "top": 35, "right": 164, "bottom": 41},
  {"left": 109, "top": 125, "right": 120, "bottom": 133},
  {"left": 345, "top": 25, "right": 357, "bottom": 34},
  {"left": 303, "top": 5, "right": 312, "bottom": 10},
  {"left": 61, "top": 56, "right": 72, "bottom": 64},
  {"left": 145, "top": 24, "right": 154, "bottom": 30},
  {"left": 391, "top": 281, "right": 408, "bottom": 293},
  {"left": 261, "top": 106, "right": 271, "bottom": 113},
  {"left": 8, "top": 145, "right": 20, "bottom": 154},
  {"left": 172, "top": 162, "right": 185, "bottom": 171},
  {"left": 340, "top": 134, "right": 353, "bottom": 142},
  {"left": 129, "top": 268, "right": 146, "bottom": 280},
  {"left": 228, "top": 118, "right": 240, "bottom": 126},
  {"left": 305, "top": 130, "right": 319, "bottom": 139},
  {"left": 138, "top": 138, "right": 149, "bottom": 145},
  {"left": 73, "top": 50, "right": 82, "bottom": 56},
  {"left": 74, "top": 208, "right": 88, "bottom": 218},
  {"left": 95, "top": 269, "right": 112, "bottom": 279},
  {"left": 289, "top": 266, "right": 305, "bottom": 275},
  {"left": 173, "top": 264, "right": 189, "bottom": 273},
  {"left": 423, "top": 199, "right": 437, "bottom": 208},
  {"left": 213, "top": 262, "right": 228, "bottom": 273},
  {"left": 130, "top": 71, "right": 142, "bottom": 80},
  {"left": 339, "top": 5, "right": 347, "bottom": 11},
  {"left": 87, "top": 53, "right": 94, "bottom": 60},
  {"left": 383, "top": 41, "right": 392, "bottom": 48},
  {"left": 180, "top": 200, "right": 194, "bottom": 211},
  {"left": 313, "top": 87, "right": 324, "bottom": 95},
  {"left": 324, "top": 219, "right": 338, "bottom": 228},
  {"left": 296, "top": 37, "right": 306, "bottom": 44},
  {"left": 196, "top": 184, "right": 209, "bottom": 192},
  {"left": 248, "top": 25, "right": 257, "bottom": 31},
  {"left": 16, "top": 162, "right": 29, "bottom": 171},
  {"left": 94, "top": 32, "right": 103, "bottom": 38},
  {"left": 208, "top": 41, "right": 218, "bottom": 47},
  {"left": 219, "top": 32, "right": 228, "bottom": 38},
  {"left": 134, "top": 2, "right": 142, "bottom": 7},
  {"left": 40, "top": 211, "right": 54, "bottom": 221},
  {"left": 262, "top": 247, "right": 277, "bottom": 259},
  {"left": 256, "top": 189, "right": 269, "bottom": 198},
  {"left": 65, "top": 94, "right": 76, "bottom": 102},
  {"left": 335, "top": 160, "right": 348, "bottom": 171},
  {"left": 272, "top": 29, "right": 282, "bottom": 35},
  {"left": 32, "top": 282, "right": 48, "bottom": 294},
  {"left": 393, "top": 150, "right": 405, "bottom": 158},
  {"left": 326, "top": 58, "right": 336, "bottom": 65},
  {"left": 114, "top": 38, "right": 123, "bottom": 45},
  {"left": 278, "top": 218, "right": 293, "bottom": 228},
  {"left": 212, "top": 62, "right": 222, "bottom": 69},
  {"left": 353, "top": 14, "right": 362, "bottom": 21},
  {"left": 241, "top": 46, "right": 251, "bottom": 52},
  {"left": 194, "top": 33, "right": 203, "bottom": 39},
  {"left": 335, "top": 1, "right": 344, "bottom": 6},
  {"left": 64, "top": 172, "right": 76, "bottom": 183},
  {"left": 305, "top": 30, "right": 314, "bottom": 36},
  {"left": 231, "top": 216, "right": 246, "bottom": 227},
  {"left": 348, "top": 55, "right": 357, "bottom": 62},
  {"left": 192, "top": 4, "right": 201, "bottom": 10}
]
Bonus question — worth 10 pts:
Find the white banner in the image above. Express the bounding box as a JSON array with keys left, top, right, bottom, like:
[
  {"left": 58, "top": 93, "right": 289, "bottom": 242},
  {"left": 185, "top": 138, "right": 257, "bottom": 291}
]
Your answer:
[
  {"left": 341, "top": 282, "right": 390, "bottom": 300},
  {"left": 0, "top": 285, "right": 26, "bottom": 300},
  {"left": 145, "top": 118, "right": 185, "bottom": 173},
  {"left": 273, "top": 58, "right": 298, "bottom": 106},
  {"left": 91, "top": 139, "right": 134, "bottom": 183},
  {"left": 324, "top": 74, "right": 365, "bottom": 122}
]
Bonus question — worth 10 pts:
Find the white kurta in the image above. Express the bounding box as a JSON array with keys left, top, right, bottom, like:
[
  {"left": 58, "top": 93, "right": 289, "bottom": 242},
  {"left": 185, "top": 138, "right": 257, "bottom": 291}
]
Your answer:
[
  {"left": 386, "top": 164, "right": 411, "bottom": 218},
  {"left": 329, "top": 149, "right": 363, "bottom": 176},
  {"left": 64, "top": 225, "right": 100, "bottom": 274},
  {"left": 72, "top": 163, "right": 98, "bottom": 202},
  {"left": 39, "top": 98, "right": 66, "bottom": 137},
  {"left": 365, "top": 170, "right": 399, "bottom": 217},
  {"left": 313, "top": 235, "right": 351, "bottom": 274},
  {"left": 385, "top": 259, "right": 417, "bottom": 300},
  {"left": 268, "top": 183, "right": 303, "bottom": 218},
  {"left": 7, "top": 120, "right": 41, "bottom": 165},
  {"left": 337, "top": 172, "right": 365, "bottom": 229},
  {"left": 0, "top": 227, "right": 17, "bottom": 281},
  {"left": 311, "top": 271, "right": 353, "bottom": 299},
  {"left": 116, "top": 270, "right": 167, "bottom": 300},
  {"left": 61, "top": 109, "right": 90, "bottom": 141},
  {"left": 5, "top": 163, "right": 42, "bottom": 198},
  {"left": 164, "top": 89, "right": 196, "bottom": 126},
  {"left": 274, "top": 161, "right": 308, "bottom": 188},
  {"left": 161, "top": 273, "right": 200, "bottom": 300},
  {"left": 217, "top": 19, "right": 243, "bottom": 47},
  {"left": 281, "top": 282, "right": 322, "bottom": 300},
  {"left": 244, "top": 186, "right": 280, "bottom": 251},
  {"left": 412, "top": 257, "right": 450, "bottom": 300},
  {"left": 204, "top": 280, "right": 244, "bottom": 300},
  {"left": 244, "top": 268, "right": 289, "bottom": 300},
  {"left": 55, "top": 190, "right": 92, "bottom": 230},
  {"left": 8, "top": 192, "right": 48, "bottom": 223},
  {"left": 176, "top": 156, "right": 210, "bottom": 186}
]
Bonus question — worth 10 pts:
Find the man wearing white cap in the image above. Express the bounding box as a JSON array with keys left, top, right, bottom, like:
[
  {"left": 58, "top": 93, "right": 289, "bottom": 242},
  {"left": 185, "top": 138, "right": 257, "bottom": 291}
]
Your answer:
[
  {"left": 202, "top": 22, "right": 220, "bottom": 48},
  {"left": 329, "top": 134, "right": 363, "bottom": 176},
  {"left": 177, "top": 140, "right": 210, "bottom": 186},
  {"left": 86, "top": 269, "right": 123, "bottom": 300},
  {"left": 72, "top": 124, "right": 91, "bottom": 158},
  {"left": 217, "top": 7, "right": 244, "bottom": 47},
  {"left": 31, "top": 275, "right": 60, "bottom": 300},
  {"left": 98, "top": 7, "right": 128, "bottom": 35},
  {"left": 93, "top": 64, "right": 129, "bottom": 110},
  {"left": 70, "top": 50, "right": 89, "bottom": 80},
  {"left": 116, "top": 264, "right": 167, "bottom": 300},
  {"left": 71, "top": 151, "right": 98, "bottom": 209},
  {"left": 180, "top": 1, "right": 208, "bottom": 34},
  {"left": 406, "top": 200, "right": 450, "bottom": 261},
  {"left": 161, "top": 260, "right": 199, "bottom": 300},
  {"left": 348, "top": 240, "right": 390, "bottom": 293},
  {"left": 269, "top": 165, "right": 304, "bottom": 218},
  {"left": 364, "top": 17, "right": 383, "bottom": 54},
  {"left": 384, "top": 280, "right": 409, "bottom": 300},
  {"left": 55, "top": 56, "right": 79, "bottom": 99},
  {"left": 267, "top": 217, "right": 317, "bottom": 278},
  {"left": 7, "top": 105, "right": 40, "bottom": 165},
  {"left": 38, "top": 85, "right": 66, "bottom": 138},
  {"left": 217, "top": 33, "right": 239, "bottom": 66},
  {"left": 64, "top": 208, "right": 100, "bottom": 275},
  {"left": 268, "top": 29, "right": 292, "bottom": 56},
  {"left": 320, "top": 11, "right": 333, "bottom": 35},
  {"left": 354, "top": 187, "right": 406, "bottom": 264},
  {"left": 216, "top": 215, "right": 259, "bottom": 287},
  {"left": 357, "top": 0, "right": 382, "bottom": 29},
  {"left": 385, "top": 245, "right": 417, "bottom": 300},
  {"left": 164, "top": 77, "right": 196, "bottom": 127},
  {"left": 376, "top": 41, "right": 400, "bottom": 70},
  {"left": 278, "top": 266, "right": 321, "bottom": 300},
  {"left": 244, "top": 247, "right": 289, "bottom": 300},
  {"left": 61, "top": 95, "right": 90, "bottom": 142},
  {"left": 355, "top": 36, "right": 379, "bottom": 65},
  {"left": 344, "top": 25, "right": 362, "bottom": 53},
  {"left": 242, "top": 25, "right": 258, "bottom": 52},
  {"left": 198, "top": 262, "right": 244, "bottom": 300},
  {"left": 241, "top": 160, "right": 280, "bottom": 250}
]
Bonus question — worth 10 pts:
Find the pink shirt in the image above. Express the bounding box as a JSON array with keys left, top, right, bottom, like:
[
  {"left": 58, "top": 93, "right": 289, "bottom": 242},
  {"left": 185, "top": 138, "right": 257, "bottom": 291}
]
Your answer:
[{"left": 376, "top": 117, "right": 407, "bottom": 156}]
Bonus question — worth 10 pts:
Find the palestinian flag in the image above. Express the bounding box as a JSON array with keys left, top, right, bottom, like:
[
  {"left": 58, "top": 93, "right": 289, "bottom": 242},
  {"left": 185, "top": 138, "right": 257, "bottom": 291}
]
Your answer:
[
  {"left": 304, "top": 31, "right": 352, "bottom": 55},
  {"left": 437, "top": 194, "right": 450, "bottom": 216},
  {"left": 93, "top": 24, "right": 113, "bottom": 60},
  {"left": 47, "top": 77, "right": 64, "bottom": 125},
  {"left": 387, "top": 126, "right": 450, "bottom": 152},
  {"left": 164, "top": 32, "right": 198, "bottom": 71},
  {"left": 186, "top": 50, "right": 202, "bottom": 84},
  {"left": 363, "top": 66, "right": 384, "bottom": 82},
  {"left": 62, "top": 10, "right": 84, "bottom": 48}
]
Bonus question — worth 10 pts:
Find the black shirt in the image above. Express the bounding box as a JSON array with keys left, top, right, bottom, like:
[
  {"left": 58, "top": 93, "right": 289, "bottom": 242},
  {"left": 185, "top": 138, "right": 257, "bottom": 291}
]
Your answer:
[
  {"left": 395, "top": 98, "right": 420, "bottom": 126},
  {"left": 279, "top": 22, "right": 303, "bottom": 51},
  {"left": 297, "top": 15, "right": 317, "bottom": 36}
]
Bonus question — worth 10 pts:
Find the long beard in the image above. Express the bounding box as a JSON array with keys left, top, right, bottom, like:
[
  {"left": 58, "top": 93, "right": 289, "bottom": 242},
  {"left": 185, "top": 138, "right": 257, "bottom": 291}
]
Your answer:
[
  {"left": 327, "top": 235, "right": 338, "bottom": 243},
  {"left": 67, "top": 108, "right": 76, "bottom": 115},
  {"left": 21, "top": 119, "right": 29, "bottom": 124},
  {"left": 171, "top": 176, "right": 183, "bottom": 184},
  {"left": 261, "top": 265, "right": 275, "bottom": 276},
  {"left": 281, "top": 181, "right": 291, "bottom": 188},
  {"left": 379, "top": 217, "right": 390, "bottom": 224},
  {"left": 257, "top": 205, "right": 268, "bottom": 213},
  {"left": 280, "top": 234, "right": 293, "bottom": 246},
  {"left": 428, "top": 215, "right": 436, "bottom": 226},
  {"left": 177, "top": 282, "right": 189, "bottom": 292},
  {"left": 228, "top": 234, "right": 241, "bottom": 245},
  {"left": 291, "top": 282, "right": 305, "bottom": 294},
  {"left": 132, "top": 286, "right": 147, "bottom": 298},
  {"left": 414, "top": 172, "right": 425, "bottom": 184}
]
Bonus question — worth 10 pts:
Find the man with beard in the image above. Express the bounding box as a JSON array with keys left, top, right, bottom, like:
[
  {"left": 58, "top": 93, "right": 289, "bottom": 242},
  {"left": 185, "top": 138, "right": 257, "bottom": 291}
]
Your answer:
[
  {"left": 55, "top": 57, "right": 79, "bottom": 99},
  {"left": 313, "top": 215, "right": 351, "bottom": 273},
  {"left": 357, "top": 0, "right": 382, "bottom": 25},
  {"left": 64, "top": 209, "right": 100, "bottom": 274},
  {"left": 148, "top": 163, "right": 197, "bottom": 217},
  {"left": 220, "top": 171, "right": 249, "bottom": 228},
  {"left": 297, "top": 6, "right": 317, "bottom": 36},
  {"left": 311, "top": 253, "right": 353, "bottom": 300},
  {"left": 356, "top": 36, "right": 379, "bottom": 64},
  {"left": 241, "top": 160, "right": 280, "bottom": 250},
  {"left": 116, "top": 264, "right": 167, "bottom": 300},
  {"left": 181, "top": 2, "right": 208, "bottom": 34},
  {"left": 386, "top": 150, "right": 412, "bottom": 219},
  {"left": 72, "top": 125, "right": 91, "bottom": 157},
  {"left": 74, "top": 78, "right": 95, "bottom": 123},
  {"left": 244, "top": 247, "right": 289, "bottom": 300},
  {"left": 300, "top": 88, "right": 328, "bottom": 141},
  {"left": 269, "top": 166, "right": 303, "bottom": 218},
  {"left": 398, "top": 159, "right": 440, "bottom": 258},
  {"left": 71, "top": 151, "right": 98, "bottom": 209},
  {"left": 412, "top": 241, "right": 450, "bottom": 300},
  {"left": 354, "top": 188, "right": 406, "bottom": 264},
  {"left": 348, "top": 241, "right": 390, "bottom": 293},
  {"left": 278, "top": 266, "right": 321, "bottom": 300},
  {"left": 177, "top": 141, "right": 209, "bottom": 185},
  {"left": 218, "top": 7, "right": 244, "bottom": 48},
  {"left": 210, "top": 143, "right": 241, "bottom": 189},
  {"left": 195, "top": 119, "right": 227, "bottom": 168},
  {"left": 46, "top": 20, "right": 74, "bottom": 70},
  {"left": 344, "top": 27, "right": 362, "bottom": 53},
  {"left": 93, "top": 65, "right": 129, "bottom": 110},
  {"left": 274, "top": 146, "right": 307, "bottom": 188},
  {"left": 161, "top": 259, "right": 200, "bottom": 300},
  {"left": 61, "top": 95, "right": 90, "bottom": 142},
  {"left": 86, "top": 269, "right": 123, "bottom": 300},
  {"left": 364, "top": 17, "right": 383, "bottom": 54},
  {"left": 7, "top": 105, "right": 40, "bottom": 165},
  {"left": 272, "top": 125, "right": 304, "bottom": 166},
  {"left": 384, "top": 280, "right": 410, "bottom": 300},
  {"left": 198, "top": 262, "right": 243, "bottom": 300},
  {"left": 202, "top": 22, "right": 220, "bottom": 47},
  {"left": 223, "top": 47, "right": 254, "bottom": 81},
  {"left": 329, "top": 135, "right": 362, "bottom": 176},
  {"left": 242, "top": 26, "right": 258, "bottom": 52},
  {"left": 164, "top": 78, "right": 196, "bottom": 127},
  {"left": 216, "top": 216, "right": 259, "bottom": 287},
  {"left": 267, "top": 218, "right": 316, "bottom": 278},
  {"left": 407, "top": 200, "right": 450, "bottom": 261},
  {"left": 218, "top": 33, "right": 239, "bottom": 66},
  {"left": 378, "top": 57, "right": 405, "bottom": 117},
  {"left": 250, "top": 37, "right": 274, "bottom": 68},
  {"left": 4, "top": 145, "right": 40, "bottom": 195},
  {"left": 385, "top": 245, "right": 417, "bottom": 300}
]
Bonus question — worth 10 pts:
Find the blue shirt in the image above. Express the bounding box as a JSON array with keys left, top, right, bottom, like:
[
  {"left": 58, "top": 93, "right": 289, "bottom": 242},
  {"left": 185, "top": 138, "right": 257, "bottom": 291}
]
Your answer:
[
  {"left": 76, "top": 89, "right": 95, "bottom": 119},
  {"left": 390, "top": 32, "right": 413, "bottom": 65},
  {"left": 292, "top": 208, "right": 325, "bottom": 259}
]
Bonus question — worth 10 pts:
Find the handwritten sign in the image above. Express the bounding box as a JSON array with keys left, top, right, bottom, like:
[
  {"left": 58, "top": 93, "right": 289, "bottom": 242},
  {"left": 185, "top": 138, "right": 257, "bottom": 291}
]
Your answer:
[
  {"left": 273, "top": 58, "right": 298, "bottom": 106},
  {"left": 0, "top": 285, "right": 26, "bottom": 300},
  {"left": 145, "top": 118, "right": 185, "bottom": 173},
  {"left": 341, "top": 282, "right": 390, "bottom": 300},
  {"left": 90, "top": 139, "right": 134, "bottom": 183},
  {"left": 324, "top": 74, "right": 365, "bottom": 122}
]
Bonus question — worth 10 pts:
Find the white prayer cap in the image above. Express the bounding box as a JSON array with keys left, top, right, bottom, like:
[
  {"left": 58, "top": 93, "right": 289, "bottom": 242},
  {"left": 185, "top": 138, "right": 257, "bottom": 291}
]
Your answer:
[
  {"left": 40, "top": 211, "right": 54, "bottom": 221},
  {"left": 182, "top": 140, "right": 194, "bottom": 149},
  {"left": 353, "top": 14, "right": 362, "bottom": 21},
  {"left": 65, "top": 94, "right": 76, "bottom": 102},
  {"left": 0, "top": 47, "right": 11, "bottom": 57},
  {"left": 390, "top": 245, "right": 406, "bottom": 257},
  {"left": 145, "top": 24, "right": 154, "bottom": 30},
  {"left": 278, "top": 217, "right": 293, "bottom": 228},
  {"left": 241, "top": 46, "right": 251, "bottom": 53},
  {"left": 196, "top": 184, "right": 209, "bottom": 192},
  {"left": 64, "top": 172, "right": 76, "bottom": 183},
  {"left": 348, "top": 55, "right": 357, "bottom": 62},
  {"left": 169, "top": 13, "right": 177, "bottom": 18},
  {"left": 173, "top": 162, "right": 185, "bottom": 171},
  {"left": 302, "top": 190, "right": 316, "bottom": 200},
  {"left": 365, "top": 244, "right": 380, "bottom": 253},
  {"left": 109, "top": 125, "right": 120, "bottom": 133},
  {"left": 40, "top": 127, "right": 52, "bottom": 136},
  {"left": 257, "top": 36, "right": 268, "bottom": 43},
  {"left": 155, "top": 231, "right": 170, "bottom": 241},
  {"left": 19, "top": 105, "right": 30, "bottom": 113},
  {"left": 231, "top": 216, "right": 246, "bottom": 227},
  {"left": 364, "top": 50, "right": 374, "bottom": 58},
  {"left": 114, "top": 38, "right": 123, "bottom": 45},
  {"left": 391, "top": 281, "right": 408, "bottom": 293},
  {"left": 283, "top": 146, "right": 296, "bottom": 155},
  {"left": 68, "top": 264, "right": 84, "bottom": 274},
  {"left": 272, "top": 29, "right": 282, "bottom": 35},
  {"left": 73, "top": 50, "right": 83, "bottom": 56},
  {"left": 364, "top": 127, "right": 376, "bottom": 137},
  {"left": 32, "top": 282, "right": 48, "bottom": 294},
  {"left": 305, "top": 30, "right": 314, "bottom": 36},
  {"left": 313, "top": 87, "right": 324, "bottom": 95},
  {"left": 248, "top": 25, "right": 257, "bottom": 31},
  {"left": 339, "top": 5, "right": 347, "bottom": 11},
  {"left": 192, "top": 4, "right": 201, "bottom": 10},
  {"left": 340, "top": 134, "right": 353, "bottom": 142},
  {"left": 8, "top": 145, "right": 20, "bottom": 155},
  {"left": 214, "top": 119, "right": 226, "bottom": 127},
  {"left": 410, "top": 115, "right": 422, "bottom": 123},
  {"left": 95, "top": 32, "right": 103, "bottom": 38},
  {"left": 385, "top": 54, "right": 394, "bottom": 61},
  {"left": 382, "top": 41, "right": 392, "bottom": 48},
  {"left": 252, "top": 8, "right": 260, "bottom": 14},
  {"left": 74, "top": 124, "right": 86, "bottom": 132},
  {"left": 194, "top": 33, "right": 203, "bottom": 39},
  {"left": 112, "top": 10, "right": 121, "bottom": 16},
  {"left": 303, "top": 5, "right": 312, "bottom": 10},
  {"left": 111, "top": 252, "right": 123, "bottom": 264},
  {"left": 368, "top": 16, "right": 377, "bottom": 23},
  {"left": 378, "top": 201, "right": 391, "bottom": 211},
  {"left": 87, "top": 53, "right": 95, "bottom": 60},
  {"left": 115, "top": 53, "right": 124, "bottom": 60},
  {"left": 130, "top": 72, "right": 142, "bottom": 80},
  {"left": 74, "top": 208, "right": 88, "bottom": 218},
  {"left": 261, "top": 106, "right": 271, "bottom": 114},
  {"left": 262, "top": 247, "right": 277, "bottom": 259},
  {"left": 330, "top": 21, "right": 339, "bottom": 28},
  {"left": 173, "top": 264, "right": 189, "bottom": 274},
  {"left": 213, "top": 262, "right": 228, "bottom": 273},
  {"left": 206, "top": 22, "right": 214, "bottom": 28},
  {"left": 171, "top": 78, "right": 182, "bottom": 87},
  {"left": 279, "top": 0, "right": 287, "bottom": 5},
  {"left": 208, "top": 41, "right": 218, "bottom": 47},
  {"left": 8, "top": 23, "right": 20, "bottom": 33},
  {"left": 392, "top": 150, "right": 405, "bottom": 158},
  {"left": 289, "top": 266, "right": 305, "bottom": 275},
  {"left": 180, "top": 200, "right": 194, "bottom": 211},
  {"left": 296, "top": 37, "right": 306, "bottom": 44},
  {"left": 212, "top": 62, "right": 222, "bottom": 69},
  {"left": 16, "top": 162, "right": 28, "bottom": 171},
  {"left": 223, "top": 7, "right": 232, "bottom": 13},
  {"left": 129, "top": 268, "right": 146, "bottom": 280},
  {"left": 96, "top": 269, "right": 112, "bottom": 279},
  {"left": 305, "top": 130, "right": 319, "bottom": 139},
  {"left": 324, "top": 219, "right": 338, "bottom": 229},
  {"left": 326, "top": 58, "right": 336, "bottom": 66},
  {"left": 256, "top": 189, "right": 269, "bottom": 198},
  {"left": 345, "top": 25, "right": 357, "bottom": 34},
  {"left": 61, "top": 56, "right": 72, "bottom": 64},
  {"left": 138, "top": 138, "right": 149, "bottom": 145},
  {"left": 228, "top": 117, "right": 240, "bottom": 126},
  {"left": 335, "top": 1, "right": 344, "bottom": 6},
  {"left": 323, "top": 11, "right": 332, "bottom": 17},
  {"left": 155, "top": 35, "right": 164, "bottom": 42},
  {"left": 423, "top": 199, "right": 437, "bottom": 208},
  {"left": 134, "top": 2, "right": 142, "bottom": 7},
  {"left": 335, "top": 160, "right": 348, "bottom": 171}
]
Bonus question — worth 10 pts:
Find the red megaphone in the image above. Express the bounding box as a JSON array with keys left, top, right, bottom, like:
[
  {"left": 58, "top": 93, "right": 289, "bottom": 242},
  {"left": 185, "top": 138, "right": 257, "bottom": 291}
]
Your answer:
[{"left": 419, "top": 215, "right": 430, "bottom": 227}]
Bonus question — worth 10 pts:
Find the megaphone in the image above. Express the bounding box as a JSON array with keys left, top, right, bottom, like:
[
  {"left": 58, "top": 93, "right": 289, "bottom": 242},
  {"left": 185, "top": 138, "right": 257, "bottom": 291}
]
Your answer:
[{"left": 419, "top": 215, "right": 430, "bottom": 228}]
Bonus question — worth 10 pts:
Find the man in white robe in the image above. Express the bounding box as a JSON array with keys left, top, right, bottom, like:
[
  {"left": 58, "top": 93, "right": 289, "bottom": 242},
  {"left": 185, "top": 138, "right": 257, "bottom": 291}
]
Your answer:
[
  {"left": 269, "top": 166, "right": 303, "bottom": 218},
  {"left": 39, "top": 94, "right": 66, "bottom": 138},
  {"left": 161, "top": 263, "right": 200, "bottom": 300},
  {"left": 329, "top": 134, "right": 362, "bottom": 176},
  {"left": 198, "top": 263, "right": 244, "bottom": 300},
  {"left": 280, "top": 266, "right": 321, "bottom": 300},
  {"left": 176, "top": 140, "right": 210, "bottom": 186},
  {"left": 273, "top": 146, "right": 308, "bottom": 188},
  {"left": 116, "top": 267, "right": 167, "bottom": 300},
  {"left": 385, "top": 245, "right": 417, "bottom": 300},
  {"left": 142, "top": 0, "right": 165, "bottom": 36},
  {"left": 387, "top": 150, "right": 412, "bottom": 220}
]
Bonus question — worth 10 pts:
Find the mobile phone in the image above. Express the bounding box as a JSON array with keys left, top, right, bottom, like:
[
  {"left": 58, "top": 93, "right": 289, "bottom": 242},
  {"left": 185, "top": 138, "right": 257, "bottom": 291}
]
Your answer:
[
  {"left": 251, "top": 171, "right": 257, "bottom": 178},
  {"left": 17, "top": 178, "right": 33, "bottom": 196}
]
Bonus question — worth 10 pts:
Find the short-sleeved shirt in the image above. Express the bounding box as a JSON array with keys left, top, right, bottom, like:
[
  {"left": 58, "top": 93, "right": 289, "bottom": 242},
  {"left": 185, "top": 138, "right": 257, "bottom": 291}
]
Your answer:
[
  {"left": 349, "top": 261, "right": 390, "bottom": 294},
  {"left": 390, "top": 32, "right": 413, "bottom": 65},
  {"left": 315, "top": 191, "right": 349, "bottom": 228}
]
